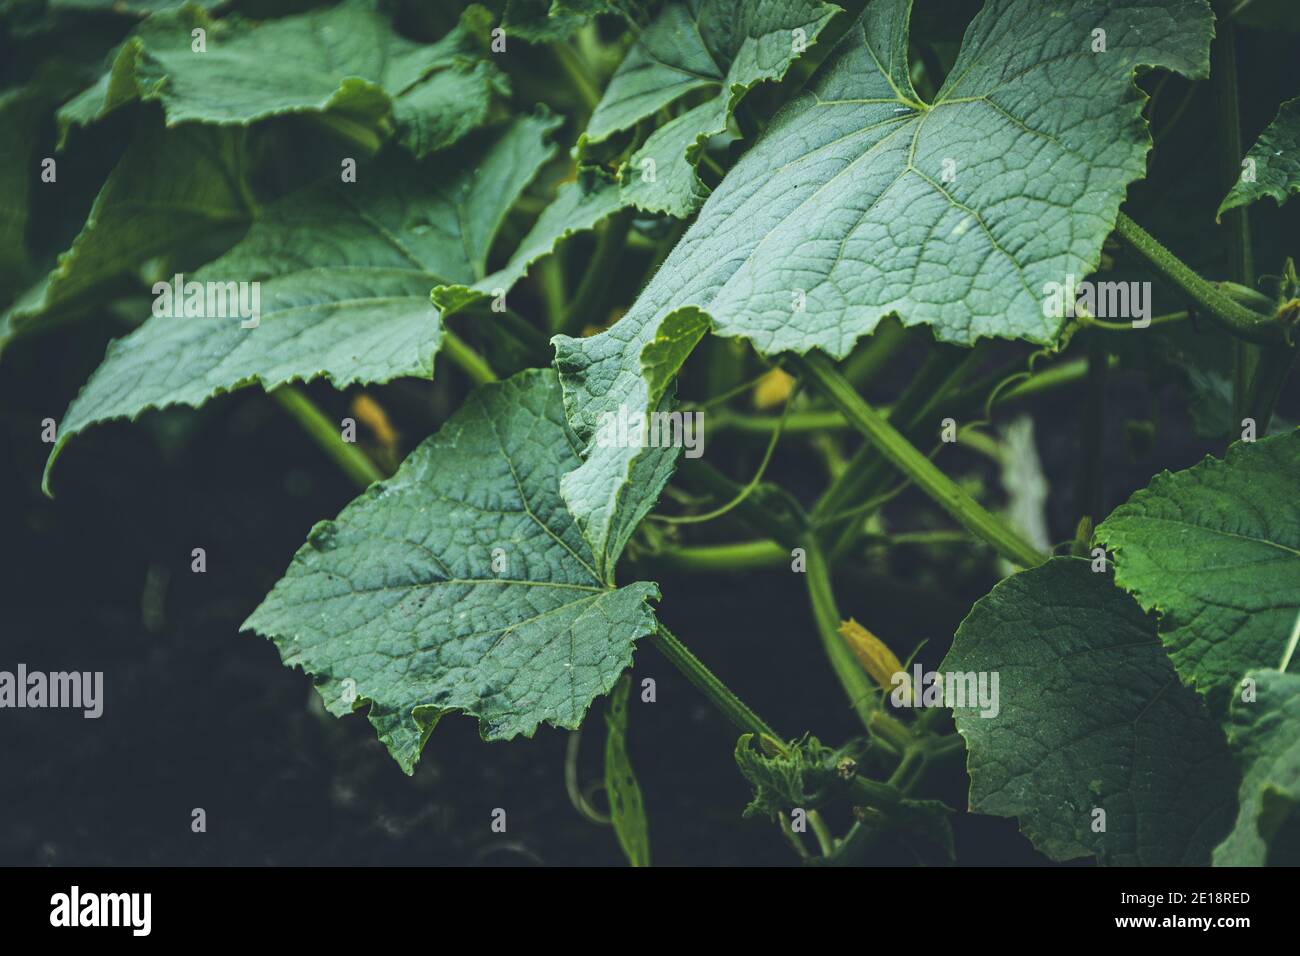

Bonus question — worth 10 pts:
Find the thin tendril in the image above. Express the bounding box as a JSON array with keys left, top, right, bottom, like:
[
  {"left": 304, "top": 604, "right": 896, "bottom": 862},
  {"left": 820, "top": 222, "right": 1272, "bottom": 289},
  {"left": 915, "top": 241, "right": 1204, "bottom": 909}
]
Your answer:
[{"left": 654, "top": 385, "right": 798, "bottom": 526}]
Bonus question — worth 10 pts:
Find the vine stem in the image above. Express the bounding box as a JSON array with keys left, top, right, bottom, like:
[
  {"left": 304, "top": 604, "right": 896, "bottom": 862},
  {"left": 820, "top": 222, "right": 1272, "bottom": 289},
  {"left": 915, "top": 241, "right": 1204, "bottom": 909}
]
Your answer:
[
  {"left": 550, "top": 42, "right": 601, "bottom": 113},
  {"left": 649, "top": 622, "right": 782, "bottom": 744},
  {"left": 794, "top": 353, "right": 1048, "bottom": 569},
  {"left": 564, "top": 210, "right": 632, "bottom": 334},
  {"left": 805, "top": 542, "right": 878, "bottom": 730},
  {"left": 1211, "top": 11, "right": 1257, "bottom": 425},
  {"left": 646, "top": 539, "right": 787, "bottom": 572},
  {"left": 275, "top": 337, "right": 495, "bottom": 488},
  {"left": 711, "top": 355, "right": 1097, "bottom": 437},
  {"left": 271, "top": 387, "right": 386, "bottom": 489},
  {"left": 440, "top": 330, "right": 498, "bottom": 386},
  {"left": 1113, "top": 212, "right": 1280, "bottom": 345},
  {"left": 814, "top": 347, "right": 977, "bottom": 558}
]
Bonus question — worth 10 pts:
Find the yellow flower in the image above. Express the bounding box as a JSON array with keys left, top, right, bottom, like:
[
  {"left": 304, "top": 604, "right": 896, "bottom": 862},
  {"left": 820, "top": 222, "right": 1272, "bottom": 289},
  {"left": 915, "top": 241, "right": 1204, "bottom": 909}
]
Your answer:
[
  {"left": 838, "top": 618, "right": 905, "bottom": 695},
  {"left": 752, "top": 367, "right": 795, "bottom": 409},
  {"left": 350, "top": 393, "right": 398, "bottom": 455}
]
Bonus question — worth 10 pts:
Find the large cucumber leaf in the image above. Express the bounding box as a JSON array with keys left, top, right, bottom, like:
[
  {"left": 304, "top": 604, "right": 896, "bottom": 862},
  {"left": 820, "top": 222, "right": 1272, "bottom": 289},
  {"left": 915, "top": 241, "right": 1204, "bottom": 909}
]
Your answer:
[
  {"left": 43, "top": 113, "right": 559, "bottom": 492},
  {"left": 1095, "top": 431, "right": 1300, "bottom": 712},
  {"left": 942, "top": 558, "right": 1236, "bottom": 865},
  {"left": 555, "top": 0, "right": 1211, "bottom": 597},
  {"left": 244, "top": 369, "right": 661, "bottom": 774}
]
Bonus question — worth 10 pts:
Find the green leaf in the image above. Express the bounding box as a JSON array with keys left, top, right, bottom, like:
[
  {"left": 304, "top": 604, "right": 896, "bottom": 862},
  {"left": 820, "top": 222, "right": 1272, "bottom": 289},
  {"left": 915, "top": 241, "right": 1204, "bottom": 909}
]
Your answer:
[
  {"left": 43, "top": 113, "right": 559, "bottom": 493},
  {"left": 1213, "top": 669, "right": 1300, "bottom": 866},
  {"left": 555, "top": 0, "right": 1212, "bottom": 566},
  {"left": 734, "top": 732, "right": 851, "bottom": 819},
  {"left": 499, "top": 0, "right": 596, "bottom": 42},
  {"left": 244, "top": 369, "right": 660, "bottom": 774},
  {"left": 1, "top": 121, "right": 254, "bottom": 357},
  {"left": 58, "top": 1, "right": 507, "bottom": 157},
  {"left": 497, "top": 0, "right": 639, "bottom": 42},
  {"left": 604, "top": 673, "right": 650, "bottom": 866},
  {"left": 432, "top": 168, "right": 627, "bottom": 318},
  {"left": 556, "top": 314, "right": 709, "bottom": 584},
  {"left": 582, "top": 0, "right": 838, "bottom": 217},
  {"left": 47, "top": 0, "right": 218, "bottom": 12},
  {"left": 1095, "top": 431, "right": 1300, "bottom": 712},
  {"left": 1219, "top": 97, "right": 1300, "bottom": 217},
  {"left": 942, "top": 557, "right": 1236, "bottom": 865},
  {"left": 0, "top": 82, "right": 53, "bottom": 299}
]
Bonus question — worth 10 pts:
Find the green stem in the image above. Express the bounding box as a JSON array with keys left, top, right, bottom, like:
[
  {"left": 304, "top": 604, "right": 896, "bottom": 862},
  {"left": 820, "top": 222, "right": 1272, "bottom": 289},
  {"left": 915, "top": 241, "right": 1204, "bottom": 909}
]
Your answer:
[
  {"left": 310, "top": 111, "right": 385, "bottom": 154},
  {"left": 538, "top": 257, "right": 567, "bottom": 335},
  {"left": 842, "top": 319, "right": 910, "bottom": 388},
  {"left": 550, "top": 42, "right": 601, "bottom": 113},
  {"left": 650, "top": 622, "right": 781, "bottom": 742},
  {"left": 812, "top": 347, "right": 974, "bottom": 546},
  {"left": 440, "top": 330, "right": 498, "bottom": 386},
  {"left": 807, "top": 811, "right": 836, "bottom": 856},
  {"left": 1243, "top": 349, "right": 1298, "bottom": 435},
  {"left": 1113, "top": 212, "right": 1280, "bottom": 345},
  {"left": 564, "top": 210, "right": 632, "bottom": 334},
  {"left": 805, "top": 542, "right": 877, "bottom": 730},
  {"left": 711, "top": 409, "right": 848, "bottom": 435},
  {"left": 942, "top": 354, "right": 1095, "bottom": 417},
  {"left": 271, "top": 387, "right": 386, "bottom": 489},
  {"left": 1077, "top": 340, "right": 1106, "bottom": 525},
  {"left": 796, "top": 353, "right": 1048, "bottom": 569},
  {"left": 713, "top": 355, "right": 1098, "bottom": 437},
  {"left": 1076, "top": 310, "right": 1188, "bottom": 332},
  {"left": 1211, "top": 11, "right": 1258, "bottom": 424},
  {"left": 1212, "top": 12, "right": 1254, "bottom": 290},
  {"left": 564, "top": 729, "right": 610, "bottom": 825},
  {"left": 867, "top": 709, "right": 914, "bottom": 755},
  {"left": 655, "top": 385, "right": 794, "bottom": 525},
  {"left": 646, "top": 539, "right": 787, "bottom": 572},
  {"left": 493, "top": 306, "right": 551, "bottom": 354}
]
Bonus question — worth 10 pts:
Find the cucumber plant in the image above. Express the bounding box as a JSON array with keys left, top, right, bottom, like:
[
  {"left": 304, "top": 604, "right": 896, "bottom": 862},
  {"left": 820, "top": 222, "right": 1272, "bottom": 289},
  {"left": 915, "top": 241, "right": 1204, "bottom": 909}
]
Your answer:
[{"left": 4, "top": 0, "right": 1298, "bottom": 866}]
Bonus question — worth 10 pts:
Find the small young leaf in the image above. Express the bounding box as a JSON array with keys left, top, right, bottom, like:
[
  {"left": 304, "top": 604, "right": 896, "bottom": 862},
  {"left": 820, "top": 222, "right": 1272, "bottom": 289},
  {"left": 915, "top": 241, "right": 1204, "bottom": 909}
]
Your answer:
[
  {"left": 943, "top": 558, "right": 1236, "bottom": 865},
  {"left": 244, "top": 369, "right": 661, "bottom": 774},
  {"left": 734, "top": 733, "right": 848, "bottom": 819}
]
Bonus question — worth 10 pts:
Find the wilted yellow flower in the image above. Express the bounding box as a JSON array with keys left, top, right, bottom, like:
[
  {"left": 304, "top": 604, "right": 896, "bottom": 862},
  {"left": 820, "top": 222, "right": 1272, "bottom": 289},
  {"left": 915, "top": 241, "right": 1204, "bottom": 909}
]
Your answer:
[
  {"left": 350, "top": 393, "right": 398, "bottom": 454},
  {"left": 838, "top": 618, "right": 905, "bottom": 693}
]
